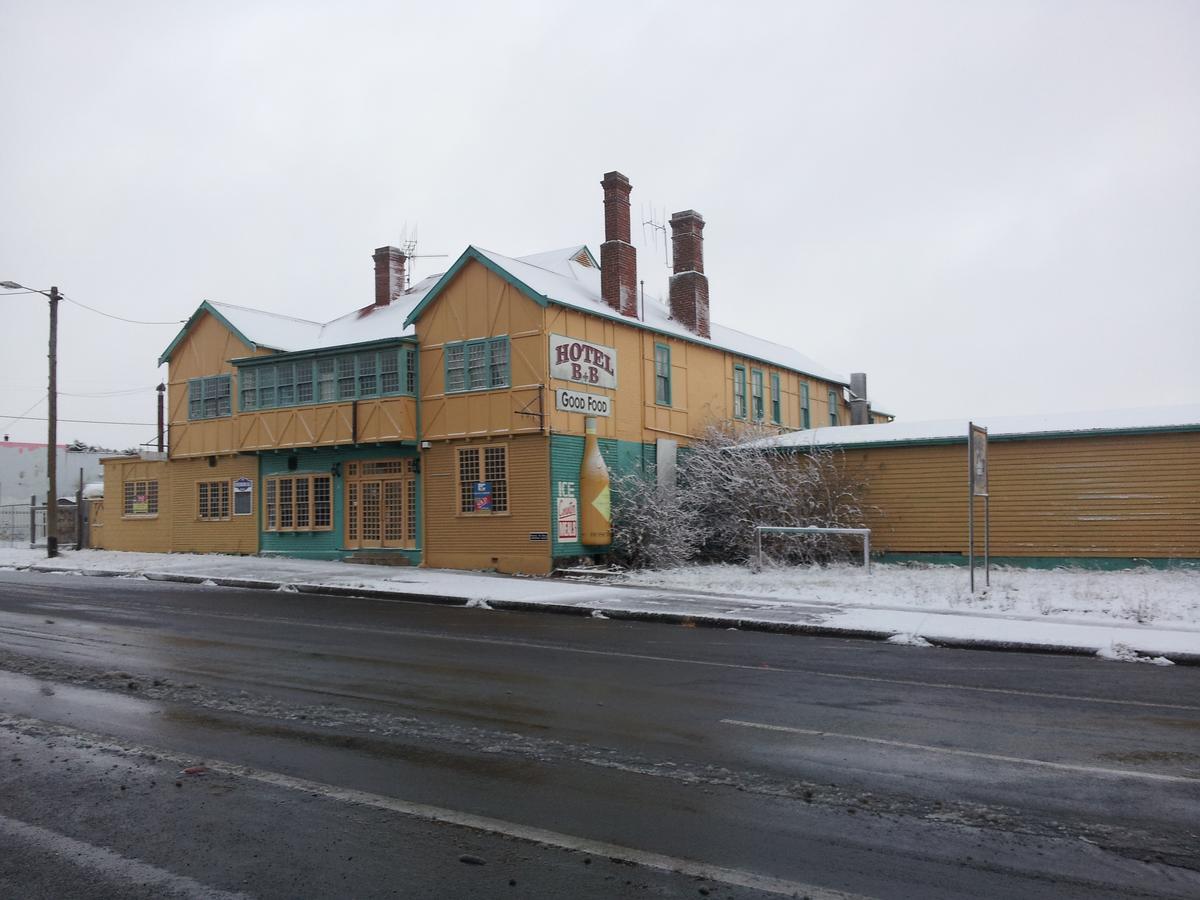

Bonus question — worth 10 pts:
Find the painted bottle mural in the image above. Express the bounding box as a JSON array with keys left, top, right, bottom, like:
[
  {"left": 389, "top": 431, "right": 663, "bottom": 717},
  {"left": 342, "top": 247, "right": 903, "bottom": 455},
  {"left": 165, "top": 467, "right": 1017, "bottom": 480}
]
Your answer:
[{"left": 579, "top": 416, "right": 612, "bottom": 546}]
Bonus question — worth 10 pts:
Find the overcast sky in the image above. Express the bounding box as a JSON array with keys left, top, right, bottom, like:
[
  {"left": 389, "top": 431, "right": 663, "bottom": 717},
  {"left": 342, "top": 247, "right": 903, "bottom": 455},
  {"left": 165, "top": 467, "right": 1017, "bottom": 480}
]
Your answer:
[{"left": 2, "top": 0, "right": 1197, "bottom": 448}]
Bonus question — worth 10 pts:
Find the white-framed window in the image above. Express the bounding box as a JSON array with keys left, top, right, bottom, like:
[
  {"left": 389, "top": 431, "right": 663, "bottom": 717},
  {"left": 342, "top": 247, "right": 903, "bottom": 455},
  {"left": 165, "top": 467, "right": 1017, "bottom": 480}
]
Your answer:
[
  {"left": 122, "top": 480, "right": 159, "bottom": 517},
  {"left": 197, "top": 480, "right": 231, "bottom": 521},
  {"left": 264, "top": 474, "right": 333, "bottom": 532},
  {"left": 457, "top": 445, "right": 508, "bottom": 514}
]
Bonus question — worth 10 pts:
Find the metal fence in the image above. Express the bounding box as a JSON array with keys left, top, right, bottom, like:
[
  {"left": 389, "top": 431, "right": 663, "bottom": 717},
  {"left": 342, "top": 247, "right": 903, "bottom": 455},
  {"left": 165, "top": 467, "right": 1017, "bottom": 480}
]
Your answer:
[
  {"left": 0, "top": 503, "right": 82, "bottom": 548},
  {"left": 0, "top": 503, "right": 36, "bottom": 547}
]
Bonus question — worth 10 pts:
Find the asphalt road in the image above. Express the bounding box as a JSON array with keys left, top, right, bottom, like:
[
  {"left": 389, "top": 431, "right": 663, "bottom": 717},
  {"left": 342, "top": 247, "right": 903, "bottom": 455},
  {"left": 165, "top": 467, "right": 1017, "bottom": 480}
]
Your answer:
[{"left": 1, "top": 569, "right": 1198, "bottom": 899}]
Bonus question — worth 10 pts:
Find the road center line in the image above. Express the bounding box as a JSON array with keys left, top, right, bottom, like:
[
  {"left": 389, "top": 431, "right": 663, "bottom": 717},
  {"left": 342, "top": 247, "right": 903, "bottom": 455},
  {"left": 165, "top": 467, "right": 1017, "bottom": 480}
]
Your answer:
[
  {"left": 0, "top": 714, "right": 871, "bottom": 900},
  {"left": 0, "top": 812, "right": 252, "bottom": 900},
  {"left": 721, "top": 719, "right": 1200, "bottom": 784}
]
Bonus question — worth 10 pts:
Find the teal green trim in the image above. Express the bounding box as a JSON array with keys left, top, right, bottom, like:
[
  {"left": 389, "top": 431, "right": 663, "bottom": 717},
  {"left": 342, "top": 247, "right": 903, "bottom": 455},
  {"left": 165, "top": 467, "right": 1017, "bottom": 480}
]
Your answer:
[
  {"left": 403, "top": 246, "right": 550, "bottom": 328},
  {"left": 159, "top": 300, "right": 263, "bottom": 366},
  {"left": 876, "top": 552, "right": 1200, "bottom": 571},
  {"left": 654, "top": 343, "right": 671, "bottom": 406},
  {"left": 550, "top": 433, "right": 655, "bottom": 558},
  {"left": 443, "top": 336, "right": 510, "bottom": 393},
  {"left": 239, "top": 346, "right": 416, "bottom": 412},
  {"left": 751, "top": 368, "right": 765, "bottom": 422},
  {"left": 770, "top": 373, "right": 781, "bottom": 424},
  {"left": 259, "top": 445, "right": 422, "bottom": 559},
  {"left": 787, "top": 423, "right": 1200, "bottom": 453},
  {"left": 230, "top": 336, "right": 414, "bottom": 368},
  {"left": 733, "top": 365, "right": 747, "bottom": 419}
]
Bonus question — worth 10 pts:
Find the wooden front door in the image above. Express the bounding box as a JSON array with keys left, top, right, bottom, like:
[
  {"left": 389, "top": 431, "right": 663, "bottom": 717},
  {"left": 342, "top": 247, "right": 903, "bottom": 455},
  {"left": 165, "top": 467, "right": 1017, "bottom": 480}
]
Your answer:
[{"left": 344, "top": 460, "right": 418, "bottom": 550}]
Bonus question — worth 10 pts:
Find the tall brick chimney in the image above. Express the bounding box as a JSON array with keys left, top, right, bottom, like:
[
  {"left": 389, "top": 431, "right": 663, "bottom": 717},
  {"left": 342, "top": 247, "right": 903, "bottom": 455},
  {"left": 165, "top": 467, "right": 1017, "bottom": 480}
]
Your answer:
[
  {"left": 668, "top": 210, "right": 710, "bottom": 338},
  {"left": 373, "top": 246, "right": 406, "bottom": 307},
  {"left": 600, "top": 171, "right": 638, "bottom": 318}
]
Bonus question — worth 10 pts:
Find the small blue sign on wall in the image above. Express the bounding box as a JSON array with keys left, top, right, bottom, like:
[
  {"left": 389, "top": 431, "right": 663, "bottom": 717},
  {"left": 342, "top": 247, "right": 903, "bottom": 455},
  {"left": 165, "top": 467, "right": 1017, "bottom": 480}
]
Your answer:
[{"left": 473, "top": 481, "right": 492, "bottom": 512}]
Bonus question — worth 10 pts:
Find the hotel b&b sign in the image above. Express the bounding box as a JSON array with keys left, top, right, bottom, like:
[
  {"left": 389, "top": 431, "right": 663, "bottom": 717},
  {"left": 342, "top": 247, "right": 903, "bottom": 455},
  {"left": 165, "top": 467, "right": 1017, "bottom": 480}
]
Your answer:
[{"left": 550, "top": 334, "right": 617, "bottom": 389}]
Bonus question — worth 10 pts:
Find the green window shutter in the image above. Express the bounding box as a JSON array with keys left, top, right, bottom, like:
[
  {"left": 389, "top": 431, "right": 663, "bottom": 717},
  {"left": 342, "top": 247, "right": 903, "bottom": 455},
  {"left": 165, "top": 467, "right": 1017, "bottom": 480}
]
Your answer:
[
  {"left": 751, "top": 369, "right": 764, "bottom": 421},
  {"left": 800, "top": 383, "right": 810, "bottom": 429},
  {"left": 829, "top": 389, "right": 839, "bottom": 426},
  {"left": 770, "top": 373, "right": 781, "bottom": 424}
]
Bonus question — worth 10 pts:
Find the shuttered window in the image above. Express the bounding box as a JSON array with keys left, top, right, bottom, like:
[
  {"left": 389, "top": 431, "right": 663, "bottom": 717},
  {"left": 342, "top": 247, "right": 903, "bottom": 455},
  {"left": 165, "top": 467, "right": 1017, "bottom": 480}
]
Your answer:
[
  {"left": 654, "top": 344, "right": 671, "bottom": 406},
  {"left": 733, "top": 365, "right": 747, "bottom": 419},
  {"left": 770, "top": 373, "right": 781, "bottom": 424}
]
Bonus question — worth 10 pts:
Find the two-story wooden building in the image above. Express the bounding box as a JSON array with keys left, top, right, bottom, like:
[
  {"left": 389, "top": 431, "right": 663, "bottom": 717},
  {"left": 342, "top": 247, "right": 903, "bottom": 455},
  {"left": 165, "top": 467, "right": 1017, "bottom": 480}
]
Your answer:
[{"left": 94, "top": 171, "right": 889, "bottom": 573}]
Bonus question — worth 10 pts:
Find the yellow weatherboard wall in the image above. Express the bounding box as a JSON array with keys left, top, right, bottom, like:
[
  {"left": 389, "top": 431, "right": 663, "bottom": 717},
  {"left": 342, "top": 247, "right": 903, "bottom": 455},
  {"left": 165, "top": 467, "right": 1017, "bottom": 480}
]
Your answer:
[{"left": 836, "top": 431, "right": 1200, "bottom": 560}]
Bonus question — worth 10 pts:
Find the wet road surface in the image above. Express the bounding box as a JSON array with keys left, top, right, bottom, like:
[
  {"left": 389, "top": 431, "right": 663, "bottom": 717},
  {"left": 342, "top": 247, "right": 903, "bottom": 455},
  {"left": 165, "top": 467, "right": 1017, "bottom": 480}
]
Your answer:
[{"left": 1, "top": 569, "right": 1199, "bottom": 898}]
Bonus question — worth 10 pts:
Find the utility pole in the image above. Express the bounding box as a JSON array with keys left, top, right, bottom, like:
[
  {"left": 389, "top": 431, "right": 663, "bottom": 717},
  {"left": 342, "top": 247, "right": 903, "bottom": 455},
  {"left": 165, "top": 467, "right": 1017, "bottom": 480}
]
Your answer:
[{"left": 47, "top": 286, "right": 59, "bottom": 558}]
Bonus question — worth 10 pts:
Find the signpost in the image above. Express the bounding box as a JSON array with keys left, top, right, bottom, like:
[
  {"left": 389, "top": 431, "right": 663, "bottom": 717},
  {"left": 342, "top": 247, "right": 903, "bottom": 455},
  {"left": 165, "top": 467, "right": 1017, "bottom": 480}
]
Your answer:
[{"left": 968, "top": 422, "right": 989, "bottom": 591}]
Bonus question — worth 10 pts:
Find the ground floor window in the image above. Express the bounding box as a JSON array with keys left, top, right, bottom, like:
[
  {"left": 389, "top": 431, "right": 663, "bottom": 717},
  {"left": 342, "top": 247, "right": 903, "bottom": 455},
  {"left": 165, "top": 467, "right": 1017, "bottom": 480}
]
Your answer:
[
  {"left": 457, "top": 445, "right": 508, "bottom": 513},
  {"left": 197, "top": 480, "right": 231, "bottom": 520},
  {"left": 265, "top": 474, "right": 333, "bottom": 532},
  {"left": 122, "top": 480, "right": 158, "bottom": 517}
]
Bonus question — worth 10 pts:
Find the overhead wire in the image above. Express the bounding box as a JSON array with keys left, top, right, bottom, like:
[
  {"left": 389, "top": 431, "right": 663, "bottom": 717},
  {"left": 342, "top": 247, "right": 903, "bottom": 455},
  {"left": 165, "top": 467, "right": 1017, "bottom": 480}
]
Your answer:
[
  {"left": 0, "top": 414, "right": 156, "bottom": 426},
  {"left": 61, "top": 293, "right": 185, "bottom": 326},
  {"left": 0, "top": 395, "right": 48, "bottom": 433}
]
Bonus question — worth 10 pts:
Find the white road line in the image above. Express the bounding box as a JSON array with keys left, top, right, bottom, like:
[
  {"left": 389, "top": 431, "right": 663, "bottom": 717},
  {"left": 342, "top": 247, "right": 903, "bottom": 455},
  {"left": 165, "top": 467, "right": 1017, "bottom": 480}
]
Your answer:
[
  {"left": 0, "top": 812, "right": 253, "bottom": 900},
  {"left": 0, "top": 715, "right": 872, "bottom": 900},
  {"left": 721, "top": 719, "right": 1200, "bottom": 784}
]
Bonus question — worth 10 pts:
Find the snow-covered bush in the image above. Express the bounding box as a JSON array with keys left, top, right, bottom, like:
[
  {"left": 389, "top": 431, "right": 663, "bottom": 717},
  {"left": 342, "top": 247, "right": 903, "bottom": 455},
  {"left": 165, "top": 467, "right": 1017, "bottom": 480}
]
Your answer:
[
  {"left": 610, "top": 420, "right": 868, "bottom": 569},
  {"left": 610, "top": 471, "right": 702, "bottom": 570}
]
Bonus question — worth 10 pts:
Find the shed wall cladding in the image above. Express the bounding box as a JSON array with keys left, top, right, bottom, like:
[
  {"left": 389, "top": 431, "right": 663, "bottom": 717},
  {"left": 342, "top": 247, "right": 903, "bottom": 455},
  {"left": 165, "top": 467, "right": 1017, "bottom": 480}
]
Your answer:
[
  {"left": 94, "top": 458, "right": 173, "bottom": 552},
  {"left": 843, "top": 430, "right": 1200, "bottom": 560},
  {"left": 422, "top": 434, "right": 552, "bottom": 574}
]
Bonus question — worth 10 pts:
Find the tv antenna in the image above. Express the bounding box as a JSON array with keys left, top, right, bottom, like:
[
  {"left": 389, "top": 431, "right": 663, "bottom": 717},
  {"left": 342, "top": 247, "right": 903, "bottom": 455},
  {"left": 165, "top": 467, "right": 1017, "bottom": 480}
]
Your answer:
[
  {"left": 398, "top": 224, "right": 448, "bottom": 289},
  {"left": 641, "top": 203, "right": 670, "bottom": 267}
]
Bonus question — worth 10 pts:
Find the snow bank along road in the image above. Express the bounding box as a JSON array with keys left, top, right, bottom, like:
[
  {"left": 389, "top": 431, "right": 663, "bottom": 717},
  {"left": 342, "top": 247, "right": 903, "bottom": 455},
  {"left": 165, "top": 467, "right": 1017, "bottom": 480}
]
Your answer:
[{"left": 1, "top": 571, "right": 1199, "bottom": 899}]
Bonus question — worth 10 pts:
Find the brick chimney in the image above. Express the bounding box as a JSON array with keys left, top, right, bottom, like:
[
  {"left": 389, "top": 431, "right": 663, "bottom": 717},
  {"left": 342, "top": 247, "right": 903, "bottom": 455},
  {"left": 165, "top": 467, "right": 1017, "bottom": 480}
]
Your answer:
[
  {"left": 668, "top": 210, "right": 710, "bottom": 338},
  {"left": 373, "top": 246, "right": 406, "bottom": 307},
  {"left": 600, "top": 171, "right": 638, "bottom": 318}
]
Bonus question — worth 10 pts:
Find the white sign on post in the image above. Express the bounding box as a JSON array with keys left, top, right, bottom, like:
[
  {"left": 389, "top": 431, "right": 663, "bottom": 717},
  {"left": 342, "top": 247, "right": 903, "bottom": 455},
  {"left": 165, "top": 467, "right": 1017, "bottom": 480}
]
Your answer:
[
  {"left": 555, "top": 388, "right": 612, "bottom": 417},
  {"left": 549, "top": 334, "right": 617, "bottom": 389}
]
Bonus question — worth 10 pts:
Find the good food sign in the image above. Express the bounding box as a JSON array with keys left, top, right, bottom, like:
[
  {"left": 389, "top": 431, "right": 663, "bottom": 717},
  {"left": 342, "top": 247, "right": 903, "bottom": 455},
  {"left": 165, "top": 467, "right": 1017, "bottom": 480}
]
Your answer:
[{"left": 549, "top": 334, "right": 617, "bottom": 389}]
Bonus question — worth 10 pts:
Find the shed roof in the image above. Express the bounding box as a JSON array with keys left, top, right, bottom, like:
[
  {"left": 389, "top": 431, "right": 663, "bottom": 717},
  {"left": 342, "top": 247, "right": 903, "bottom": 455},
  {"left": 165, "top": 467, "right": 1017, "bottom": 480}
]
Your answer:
[{"left": 746, "top": 404, "right": 1200, "bottom": 450}]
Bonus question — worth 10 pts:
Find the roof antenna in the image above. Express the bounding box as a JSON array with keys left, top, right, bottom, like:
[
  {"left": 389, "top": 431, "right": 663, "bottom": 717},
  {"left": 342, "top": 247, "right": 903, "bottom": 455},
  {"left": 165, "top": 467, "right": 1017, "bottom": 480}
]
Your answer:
[
  {"left": 642, "top": 204, "right": 669, "bottom": 267},
  {"left": 398, "top": 223, "right": 447, "bottom": 290}
]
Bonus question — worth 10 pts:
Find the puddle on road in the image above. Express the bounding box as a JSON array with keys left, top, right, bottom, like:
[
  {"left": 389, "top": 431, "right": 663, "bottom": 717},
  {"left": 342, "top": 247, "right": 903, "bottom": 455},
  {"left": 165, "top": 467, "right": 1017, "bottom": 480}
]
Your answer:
[{"left": 0, "top": 669, "right": 166, "bottom": 738}]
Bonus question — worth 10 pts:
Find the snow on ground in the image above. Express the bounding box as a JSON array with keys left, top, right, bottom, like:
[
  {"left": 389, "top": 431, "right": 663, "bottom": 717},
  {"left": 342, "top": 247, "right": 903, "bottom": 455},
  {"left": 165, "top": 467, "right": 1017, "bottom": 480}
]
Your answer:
[
  {"left": 1, "top": 549, "right": 1197, "bottom": 661},
  {"left": 621, "top": 562, "right": 1200, "bottom": 629}
]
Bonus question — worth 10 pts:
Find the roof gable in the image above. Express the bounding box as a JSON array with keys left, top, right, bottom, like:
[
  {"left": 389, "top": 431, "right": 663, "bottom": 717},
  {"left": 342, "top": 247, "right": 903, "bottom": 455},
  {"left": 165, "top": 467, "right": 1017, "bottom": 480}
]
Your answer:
[
  {"left": 402, "top": 246, "right": 552, "bottom": 328},
  {"left": 158, "top": 300, "right": 263, "bottom": 366}
]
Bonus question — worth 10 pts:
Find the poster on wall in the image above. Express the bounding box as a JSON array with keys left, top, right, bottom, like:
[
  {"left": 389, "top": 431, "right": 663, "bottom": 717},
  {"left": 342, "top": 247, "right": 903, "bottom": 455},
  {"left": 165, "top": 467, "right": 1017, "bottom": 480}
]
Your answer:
[
  {"left": 557, "top": 496, "right": 578, "bottom": 541},
  {"left": 473, "top": 481, "right": 493, "bottom": 512},
  {"left": 549, "top": 334, "right": 617, "bottom": 389}
]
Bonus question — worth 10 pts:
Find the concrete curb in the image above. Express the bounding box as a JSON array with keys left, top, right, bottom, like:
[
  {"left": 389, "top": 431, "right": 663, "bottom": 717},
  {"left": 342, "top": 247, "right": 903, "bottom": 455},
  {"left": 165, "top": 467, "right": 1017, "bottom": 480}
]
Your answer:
[{"left": 10, "top": 564, "right": 1199, "bottom": 666}]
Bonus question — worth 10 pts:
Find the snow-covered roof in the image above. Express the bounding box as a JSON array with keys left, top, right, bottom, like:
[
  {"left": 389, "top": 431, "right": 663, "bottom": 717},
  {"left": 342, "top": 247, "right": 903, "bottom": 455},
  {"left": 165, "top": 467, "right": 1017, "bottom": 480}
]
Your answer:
[
  {"left": 165, "top": 243, "right": 849, "bottom": 385},
  {"left": 449, "top": 246, "right": 850, "bottom": 385},
  {"left": 748, "top": 404, "right": 1200, "bottom": 450}
]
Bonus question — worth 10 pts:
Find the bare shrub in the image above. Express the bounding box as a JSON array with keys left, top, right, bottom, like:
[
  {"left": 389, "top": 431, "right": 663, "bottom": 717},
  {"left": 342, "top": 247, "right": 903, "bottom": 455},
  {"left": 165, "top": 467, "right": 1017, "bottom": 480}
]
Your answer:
[
  {"left": 610, "top": 420, "right": 869, "bottom": 569},
  {"left": 610, "top": 471, "right": 703, "bottom": 570}
]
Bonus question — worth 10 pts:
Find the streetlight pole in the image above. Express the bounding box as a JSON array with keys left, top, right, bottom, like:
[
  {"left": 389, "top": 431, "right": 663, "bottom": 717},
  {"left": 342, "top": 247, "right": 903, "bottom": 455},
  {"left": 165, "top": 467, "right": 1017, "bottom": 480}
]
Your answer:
[{"left": 1, "top": 280, "right": 60, "bottom": 557}]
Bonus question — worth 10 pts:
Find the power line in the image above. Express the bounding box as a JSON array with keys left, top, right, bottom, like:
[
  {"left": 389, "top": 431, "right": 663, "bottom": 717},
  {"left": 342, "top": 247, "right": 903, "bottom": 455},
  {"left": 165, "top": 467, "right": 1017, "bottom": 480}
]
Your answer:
[
  {"left": 1, "top": 288, "right": 185, "bottom": 325},
  {"left": 0, "top": 395, "right": 48, "bottom": 433},
  {"left": 0, "top": 414, "right": 155, "bottom": 426},
  {"left": 62, "top": 294, "right": 185, "bottom": 326}
]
